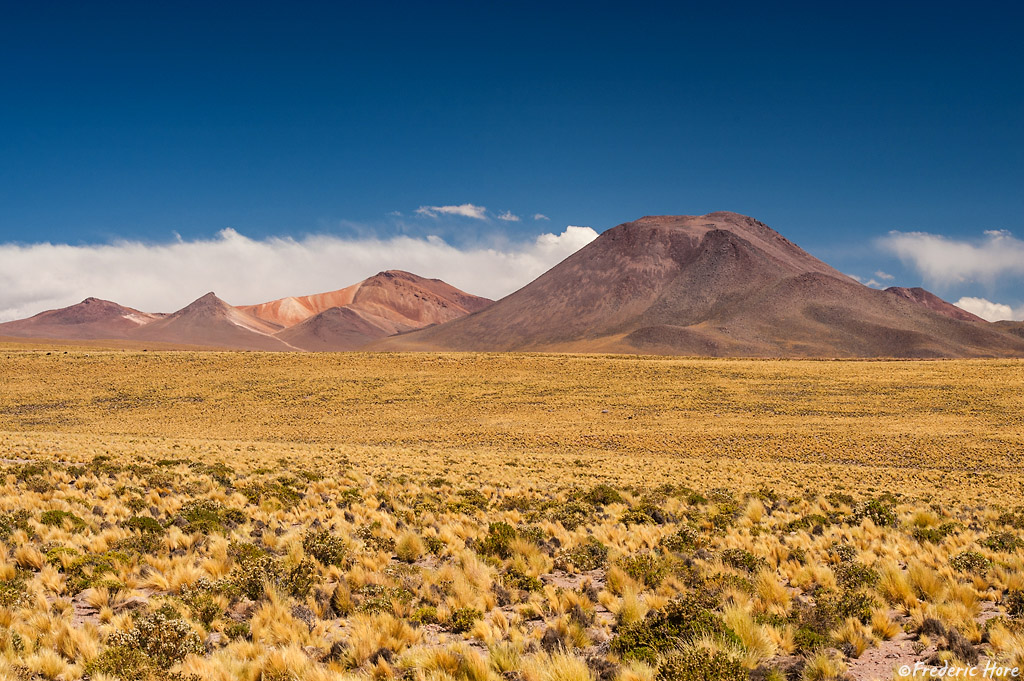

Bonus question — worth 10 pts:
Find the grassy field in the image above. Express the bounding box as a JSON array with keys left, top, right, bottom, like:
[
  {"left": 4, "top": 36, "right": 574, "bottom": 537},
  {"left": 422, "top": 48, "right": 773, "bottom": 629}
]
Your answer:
[{"left": 1, "top": 348, "right": 1023, "bottom": 680}]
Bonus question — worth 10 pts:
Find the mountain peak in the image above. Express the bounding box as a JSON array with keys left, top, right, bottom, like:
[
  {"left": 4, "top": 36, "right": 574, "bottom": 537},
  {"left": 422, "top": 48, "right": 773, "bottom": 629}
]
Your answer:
[
  {"left": 884, "top": 286, "right": 985, "bottom": 323},
  {"left": 376, "top": 212, "right": 1024, "bottom": 358}
]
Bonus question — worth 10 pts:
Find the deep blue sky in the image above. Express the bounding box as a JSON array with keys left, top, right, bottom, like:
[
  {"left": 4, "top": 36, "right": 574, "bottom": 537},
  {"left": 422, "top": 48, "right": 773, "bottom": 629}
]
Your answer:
[{"left": 2, "top": 1, "right": 1022, "bottom": 307}]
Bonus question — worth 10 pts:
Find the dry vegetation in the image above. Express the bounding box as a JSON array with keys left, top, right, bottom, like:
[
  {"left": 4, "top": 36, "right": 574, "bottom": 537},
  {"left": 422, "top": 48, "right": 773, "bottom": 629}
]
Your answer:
[{"left": 1, "top": 348, "right": 1023, "bottom": 681}]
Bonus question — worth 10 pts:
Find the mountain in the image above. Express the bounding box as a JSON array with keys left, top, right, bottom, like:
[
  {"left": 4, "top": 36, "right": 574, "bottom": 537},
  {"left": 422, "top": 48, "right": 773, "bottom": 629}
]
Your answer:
[
  {"left": 127, "top": 292, "right": 295, "bottom": 351},
  {"left": 0, "top": 297, "right": 163, "bottom": 339},
  {"left": 376, "top": 212, "right": 1024, "bottom": 358},
  {"left": 241, "top": 270, "right": 491, "bottom": 329},
  {"left": 276, "top": 306, "right": 389, "bottom": 351},
  {"left": 994, "top": 321, "right": 1024, "bottom": 340},
  {"left": 884, "top": 287, "right": 985, "bottom": 323},
  {"left": 245, "top": 270, "right": 493, "bottom": 351},
  {"left": 0, "top": 272, "right": 490, "bottom": 351}
]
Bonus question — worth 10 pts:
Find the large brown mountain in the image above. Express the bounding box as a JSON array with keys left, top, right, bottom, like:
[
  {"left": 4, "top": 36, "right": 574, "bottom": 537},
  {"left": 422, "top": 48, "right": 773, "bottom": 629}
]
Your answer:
[
  {"left": 0, "top": 297, "right": 163, "bottom": 340},
  {"left": 376, "top": 212, "right": 1024, "bottom": 358}
]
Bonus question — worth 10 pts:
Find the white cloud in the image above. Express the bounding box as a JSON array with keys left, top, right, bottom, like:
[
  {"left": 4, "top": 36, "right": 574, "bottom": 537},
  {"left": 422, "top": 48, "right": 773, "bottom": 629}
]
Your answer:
[
  {"left": 414, "top": 203, "right": 488, "bottom": 220},
  {"left": 845, "top": 273, "right": 884, "bottom": 288},
  {"left": 878, "top": 230, "right": 1024, "bottom": 286},
  {"left": 874, "top": 270, "right": 894, "bottom": 281},
  {"left": 496, "top": 210, "right": 521, "bottom": 222},
  {"left": 0, "top": 226, "right": 600, "bottom": 321},
  {"left": 533, "top": 213, "right": 550, "bottom": 221},
  {"left": 954, "top": 297, "right": 1017, "bottom": 322}
]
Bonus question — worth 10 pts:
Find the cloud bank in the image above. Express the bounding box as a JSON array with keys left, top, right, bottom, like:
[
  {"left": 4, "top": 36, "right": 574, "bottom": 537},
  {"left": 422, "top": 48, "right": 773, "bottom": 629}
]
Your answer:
[
  {"left": 0, "top": 226, "right": 599, "bottom": 322},
  {"left": 878, "top": 230, "right": 1024, "bottom": 286}
]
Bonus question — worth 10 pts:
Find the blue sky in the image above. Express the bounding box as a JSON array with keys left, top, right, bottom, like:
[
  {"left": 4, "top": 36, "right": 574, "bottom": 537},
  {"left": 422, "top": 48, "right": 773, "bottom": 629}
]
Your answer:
[{"left": 1, "top": 2, "right": 1023, "bottom": 320}]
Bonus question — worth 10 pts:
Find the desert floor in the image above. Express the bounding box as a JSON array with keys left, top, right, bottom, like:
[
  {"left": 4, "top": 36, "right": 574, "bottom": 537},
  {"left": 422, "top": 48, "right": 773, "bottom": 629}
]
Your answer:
[{"left": 1, "top": 348, "right": 1022, "bottom": 681}]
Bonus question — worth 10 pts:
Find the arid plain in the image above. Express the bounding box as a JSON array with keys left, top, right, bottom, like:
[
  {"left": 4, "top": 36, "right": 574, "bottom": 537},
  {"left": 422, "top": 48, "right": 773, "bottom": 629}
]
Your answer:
[{"left": 1, "top": 347, "right": 1024, "bottom": 680}]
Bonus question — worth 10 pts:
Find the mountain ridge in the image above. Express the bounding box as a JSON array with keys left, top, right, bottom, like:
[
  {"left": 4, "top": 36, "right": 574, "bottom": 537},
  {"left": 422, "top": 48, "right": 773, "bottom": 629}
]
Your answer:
[
  {"left": 374, "top": 212, "right": 1024, "bottom": 358},
  {"left": 3, "top": 214, "right": 1021, "bottom": 356}
]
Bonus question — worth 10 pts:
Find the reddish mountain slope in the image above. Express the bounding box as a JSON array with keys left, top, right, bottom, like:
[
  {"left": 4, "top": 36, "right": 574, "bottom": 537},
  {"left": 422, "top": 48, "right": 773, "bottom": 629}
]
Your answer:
[
  {"left": 377, "top": 212, "right": 1024, "bottom": 358},
  {"left": 884, "top": 287, "right": 985, "bottom": 323},
  {"left": 275, "top": 306, "right": 389, "bottom": 351},
  {"left": 261, "top": 270, "right": 492, "bottom": 351},
  {"left": 0, "top": 272, "right": 489, "bottom": 351},
  {"left": 128, "top": 293, "right": 295, "bottom": 351},
  {"left": 0, "top": 298, "right": 162, "bottom": 339}
]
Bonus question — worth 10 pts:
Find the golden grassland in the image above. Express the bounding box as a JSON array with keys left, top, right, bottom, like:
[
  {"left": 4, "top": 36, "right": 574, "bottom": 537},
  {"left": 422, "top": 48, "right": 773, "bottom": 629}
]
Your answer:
[{"left": 0, "top": 348, "right": 1023, "bottom": 681}]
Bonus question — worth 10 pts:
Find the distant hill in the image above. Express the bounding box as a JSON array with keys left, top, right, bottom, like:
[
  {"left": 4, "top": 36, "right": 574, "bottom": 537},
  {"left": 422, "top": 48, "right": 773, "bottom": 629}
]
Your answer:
[
  {"left": 0, "top": 297, "right": 163, "bottom": 340},
  {"left": 127, "top": 292, "right": 294, "bottom": 350},
  {"left": 0, "top": 271, "right": 491, "bottom": 351}
]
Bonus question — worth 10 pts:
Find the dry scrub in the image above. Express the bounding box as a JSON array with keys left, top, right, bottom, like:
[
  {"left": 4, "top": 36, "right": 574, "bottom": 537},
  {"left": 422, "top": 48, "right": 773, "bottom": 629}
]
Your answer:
[{"left": 0, "top": 348, "right": 1022, "bottom": 680}]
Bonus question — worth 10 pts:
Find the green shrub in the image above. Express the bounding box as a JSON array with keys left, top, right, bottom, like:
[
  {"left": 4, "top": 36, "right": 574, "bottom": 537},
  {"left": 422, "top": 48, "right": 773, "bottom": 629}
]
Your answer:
[
  {"left": 1005, "top": 590, "right": 1024, "bottom": 619},
  {"left": 229, "top": 543, "right": 279, "bottom": 600},
  {"left": 709, "top": 501, "right": 741, "bottom": 531},
  {"left": 0, "top": 578, "right": 26, "bottom": 607},
  {"left": 86, "top": 644, "right": 154, "bottom": 680},
  {"left": 302, "top": 529, "right": 347, "bottom": 567},
  {"left": 827, "top": 543, "right": 857, "bottom": 564},
  {"left": 789, "top": 593, "right": 840, "bottom": 650},
  {"left": 446, "top": 607, "right": 482, "bottom": 633},
  {"left": 225, "top": 622, "right": 250, "bottom": 640},
  {"left": 503, "top": 565, "right": 543, "bottom": 592},
  {"left": 56, "top": 551, "right": 126, "bottom": 594},
  {"left": 449, "top": 489, "right": 489, "bottom": 513},
  {"left": 621, "top": 499, "right": 672, "bottom": 526},
  {"left": 118, "top": 516, "right": 166, "bottom": 554},
  {"left": 611, "top": 594, "right": 728, "bottom": 665},
  {"left": 411, "top": 606, "right": 440, "bottom": 625},
  {"left": 721, "top": 548, "right": 766, "bottom": 573},
  {"left": 836, "top": 590, "right": 878, "bottom": 623},
  {"left": 477, "top": 522, "right": 517, "bottom": 559},
  {"left": 563, "top": 536, "right": 609, "bottom": 571},
  {"left": 913, "top": 523, "right": 959, "bottom": 544},
  {"left": 656, "top": 647, "right": 746, "bottom": 681},
  {"left": 950, "top": 551, "right": 991, "bottom": 574},
  {"left": 660, "top": 525, "right": 705, "bottom": 553},
  {"left": 239, "top": 480, "right": 302, "bottom": 508},
  {"left": 548, "top": 500, "right": 591, "bottom": 530},
  {"left": 40, "top": 509, "right": 87, "bottom": 533},
  {"left": 793, "top": 626, "right": 830, "bottom": 652},
  {"left": 125, "top": 516, "right": 164, "bottom": 535},
  {"left": 0, "top": 510, "right": 31, "bottom": 540},
  {"left": 853, "top": 496, "right": 898, "bottom": 527},
  {"left": 284, "top": 556, "right": 318, "bottom": 598},
  {"left": 584, "top": 484, "right": 624, "bottom": 506},
  {"left": 619, "top": 553, "right": 666, "bottom": 588},
  {"left": 176, "top": 500, "right": 240, "bottom": 534},
  {"left": 783, "top": 514, "right": 830, "bottom": 533},
  {"left": 834, "top": 563, "right": 878, "bottom": 591},
  {"left": 675, "top": 487, "right": 707, "bottom": 506},
  {"left": 983, "top": 532, "right": 1023, "bottom": 553},
  {"left": 87, "top": 610, "right": 203, "bottom": 679},
  {"left": 826, "top": 492, "right": 855, "bottom": 507}
]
